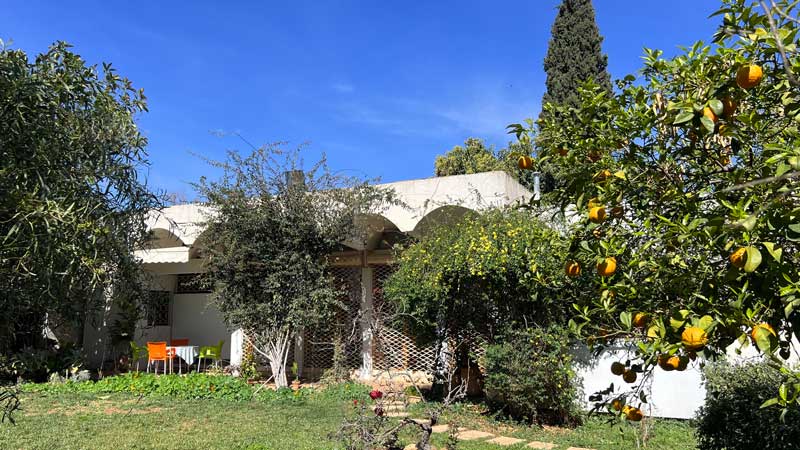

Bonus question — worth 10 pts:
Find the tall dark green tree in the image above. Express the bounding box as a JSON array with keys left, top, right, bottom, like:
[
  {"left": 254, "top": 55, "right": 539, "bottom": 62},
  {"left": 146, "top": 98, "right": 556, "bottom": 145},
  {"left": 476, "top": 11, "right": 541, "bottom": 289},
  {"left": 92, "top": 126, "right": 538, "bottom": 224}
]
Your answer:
[{"left": 541, "top": 0, "right": 611, "bottom": 110}]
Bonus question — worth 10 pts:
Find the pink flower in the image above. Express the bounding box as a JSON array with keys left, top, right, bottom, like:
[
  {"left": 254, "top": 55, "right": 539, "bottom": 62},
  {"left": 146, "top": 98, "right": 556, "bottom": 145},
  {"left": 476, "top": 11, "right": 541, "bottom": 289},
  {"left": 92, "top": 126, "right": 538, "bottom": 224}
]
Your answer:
[{"left": 369, "top": 390, "right": 383, "bottom": 400}]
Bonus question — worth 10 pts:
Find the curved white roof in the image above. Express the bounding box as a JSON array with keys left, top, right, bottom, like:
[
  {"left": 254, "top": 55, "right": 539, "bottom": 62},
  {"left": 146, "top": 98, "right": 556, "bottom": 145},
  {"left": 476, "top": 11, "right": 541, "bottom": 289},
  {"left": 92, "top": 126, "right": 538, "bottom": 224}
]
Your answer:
[{"left": 140, "top": 171, "right": 533, "bottom": 263}]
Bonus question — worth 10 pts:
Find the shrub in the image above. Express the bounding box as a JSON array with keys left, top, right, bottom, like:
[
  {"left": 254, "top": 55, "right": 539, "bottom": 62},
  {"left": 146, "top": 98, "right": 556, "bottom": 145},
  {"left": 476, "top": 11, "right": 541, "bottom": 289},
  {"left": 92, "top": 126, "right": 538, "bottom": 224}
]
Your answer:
[
  {"left": 483, "top": 326, "right": 583, "bottom": 426},
  {"left": 1, "top": 344, "right": 83, "bottom": 382},
  {"left": 22, "top": 374, "right": 369, "bottom": 406},
  {"left": 695, "top": 361, "right": 800, "bottom": 450}
]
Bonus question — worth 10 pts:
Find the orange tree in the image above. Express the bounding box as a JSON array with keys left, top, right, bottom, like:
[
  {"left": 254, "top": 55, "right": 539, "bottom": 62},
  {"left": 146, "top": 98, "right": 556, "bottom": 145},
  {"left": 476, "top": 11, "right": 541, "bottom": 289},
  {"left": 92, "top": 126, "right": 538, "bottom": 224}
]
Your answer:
[{"left": 509, "top": 0, "right": 800, "bottom": 418}]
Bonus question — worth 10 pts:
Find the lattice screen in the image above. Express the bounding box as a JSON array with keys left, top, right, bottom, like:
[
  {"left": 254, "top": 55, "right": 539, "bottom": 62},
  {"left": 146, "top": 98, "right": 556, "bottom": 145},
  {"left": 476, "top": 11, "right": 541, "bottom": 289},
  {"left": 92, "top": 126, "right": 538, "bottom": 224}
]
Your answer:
[
  {"left": 304, "top": 267, "right": 362, "bottom": 371},
  {"left": 372, "top": 265, "right": 438, "bottom": 372}
]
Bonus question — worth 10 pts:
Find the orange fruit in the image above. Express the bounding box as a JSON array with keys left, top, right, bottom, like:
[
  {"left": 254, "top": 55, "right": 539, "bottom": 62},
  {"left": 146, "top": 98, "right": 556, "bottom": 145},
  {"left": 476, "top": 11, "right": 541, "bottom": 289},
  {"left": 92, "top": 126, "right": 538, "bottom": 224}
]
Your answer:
[
  {"left": 589, "top": 206, "right": 606, "bottom": 224},
  {"left": 665, "top": 355, "right": 682, "bottom": 371},
  {"left": 633, "top": 312, "right": 649, "bottom": 329},
  {"left": 564, "top": 261, "right": 581, "bottom": 277},
  {"left": 597, "top": 257, "right": 617, "bottom": 277},
  {"left": 622, "top": 369, "right": 637, "bottom": 383},
  {"left": 611, "top": 399, "right": 623, "bottom": 411},
  {"left": 658, "top": 354, "right": 674, "bottom": 371},
  {"left": 736, "top": 64, "right": 763, "bottom": 89},
  {"left": 721, "top": 97, "right": 737, "bottom": 118},
  {"left": 518, "top": 156, "right": 534, "bottom": 170},
  {"left": 751, "top": 323, "right": 777, "bottom": 342},
  {"left": 703, "top": 106, "right": 718, "bottom": 123},
  {"left": 681, "top": 326, "right": 708, "bottom": 351},
  {"left": 610, "top": 362, "right": 625, "bottom": 376},
  {"left": 623, "top": 406, "right": 644, "bottom": 421},
  {"left": 610, "top": 206, "right": 624, "bottom": 218},
  {"left": 557, "top": 148, "right": 568, "bottom": 157},
  {"left": 593, "top": 169, "right": 612, "bottom": 182},
  {"left": 729, "top": 247, "right": 746, "bottom": 269},
  {"left": 592, "top": 228, "right": 603, "bottom": 239}
]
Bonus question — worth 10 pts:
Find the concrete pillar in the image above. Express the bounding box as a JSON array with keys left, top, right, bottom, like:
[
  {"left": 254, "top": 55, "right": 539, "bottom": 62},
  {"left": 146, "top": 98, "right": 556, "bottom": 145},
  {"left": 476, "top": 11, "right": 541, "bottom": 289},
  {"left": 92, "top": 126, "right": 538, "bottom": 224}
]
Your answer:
[
  {"left": 360, "top": 266, "right": 374, "bottom": 379},
  {"left": 230, "top": 328, "right": 243, "bottom": 366}
]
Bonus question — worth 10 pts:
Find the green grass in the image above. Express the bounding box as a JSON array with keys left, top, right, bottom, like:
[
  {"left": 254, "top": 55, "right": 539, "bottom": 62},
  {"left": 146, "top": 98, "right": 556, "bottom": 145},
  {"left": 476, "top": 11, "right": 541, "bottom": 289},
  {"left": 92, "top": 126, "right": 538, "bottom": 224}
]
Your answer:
[{"left": 1, "top": 391, "right": 696, "bottom": 449}]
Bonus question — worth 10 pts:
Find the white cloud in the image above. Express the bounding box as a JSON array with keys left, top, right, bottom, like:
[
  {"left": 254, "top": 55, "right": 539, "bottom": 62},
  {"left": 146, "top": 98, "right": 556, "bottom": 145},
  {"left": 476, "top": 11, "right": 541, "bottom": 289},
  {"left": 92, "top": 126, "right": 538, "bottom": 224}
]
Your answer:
[
  {"left": 331, "top": 82, "right": 355, "bottom": 93},
  {"left": 326, "top": 82, "right": 540, "bottom": 142}
]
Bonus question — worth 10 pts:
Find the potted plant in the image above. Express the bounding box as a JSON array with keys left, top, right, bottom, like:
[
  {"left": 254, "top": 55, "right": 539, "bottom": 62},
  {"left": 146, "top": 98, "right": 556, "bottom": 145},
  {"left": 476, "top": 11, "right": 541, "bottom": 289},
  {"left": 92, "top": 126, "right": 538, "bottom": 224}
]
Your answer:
[{"left": 290, "top": 362, "right": 301, "bottom": 391}]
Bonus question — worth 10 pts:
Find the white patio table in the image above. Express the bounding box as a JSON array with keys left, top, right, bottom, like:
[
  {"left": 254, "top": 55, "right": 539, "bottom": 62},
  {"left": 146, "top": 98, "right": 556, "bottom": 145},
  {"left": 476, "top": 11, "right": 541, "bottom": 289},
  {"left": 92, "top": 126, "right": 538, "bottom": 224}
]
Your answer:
[{"left": 168, "top": 345, "right": 199, "bottom": 374}]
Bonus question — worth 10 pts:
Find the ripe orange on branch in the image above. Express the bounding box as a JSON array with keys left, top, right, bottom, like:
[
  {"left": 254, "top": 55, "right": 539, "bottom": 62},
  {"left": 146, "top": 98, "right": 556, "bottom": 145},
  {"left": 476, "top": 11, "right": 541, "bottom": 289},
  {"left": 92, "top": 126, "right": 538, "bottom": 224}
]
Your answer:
[
  {"left": 564, "top": 261, "right": 581, "bottom": 277},
  {"left": 589, "top": 206, "right": 606, "bottom": 223},
  {"left": 703, "top": 106, "right": 718, "bottom": 123},
  {"left": 736, "top": 64, "right": 763, "bottom": 89},
  {"left": 721, "top": 96, "right": 737, "bottom": 118},
  {"left": 623, "top": 406, "right": 644, "bottom": 422},
  {"left": 681, "top": 327, "right": 708, "bottom": 351},
  {"left": 597, "top": 257, "right": 617, "bottom": 277},
  {"left": 517, "top": 156, "right": 534, "bottom": 170},
  {"left": 729, "top": 247, "right": 746, "bottom": 269},
  {"left": 622, "top": 369, "right": 637, "bottom": 383},
  {"left": 610, "top": 361, "right": 625, "bottom": 375}
]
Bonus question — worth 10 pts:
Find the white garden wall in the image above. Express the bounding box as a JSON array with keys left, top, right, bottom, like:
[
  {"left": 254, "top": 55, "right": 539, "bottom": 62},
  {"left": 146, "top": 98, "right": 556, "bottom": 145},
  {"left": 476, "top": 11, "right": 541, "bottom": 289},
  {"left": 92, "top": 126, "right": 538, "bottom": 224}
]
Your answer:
[{"left": 575, "top": 336, "right": 800, "bottom": 419}]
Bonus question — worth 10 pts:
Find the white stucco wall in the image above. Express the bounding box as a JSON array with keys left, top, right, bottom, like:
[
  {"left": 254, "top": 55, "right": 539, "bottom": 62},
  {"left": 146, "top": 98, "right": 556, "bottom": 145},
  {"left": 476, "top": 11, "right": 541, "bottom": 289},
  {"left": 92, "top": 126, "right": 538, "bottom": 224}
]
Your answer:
[
  {"left": 576, "top": 335, "right": 800, "bottom": 419},
  {"left": 171, "top": 293, "right": 231, "bottom": 359}
]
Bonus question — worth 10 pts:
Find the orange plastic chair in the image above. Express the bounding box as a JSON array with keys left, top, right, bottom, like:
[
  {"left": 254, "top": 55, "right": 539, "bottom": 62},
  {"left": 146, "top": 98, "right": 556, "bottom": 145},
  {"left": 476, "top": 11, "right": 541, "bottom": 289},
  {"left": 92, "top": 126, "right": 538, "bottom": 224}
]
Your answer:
[
  {"left": 147, "top": 342, "right": 171, "bottom": 374},
  {"left": 171, "top": 338, "right": 189, "bottom": 346}
]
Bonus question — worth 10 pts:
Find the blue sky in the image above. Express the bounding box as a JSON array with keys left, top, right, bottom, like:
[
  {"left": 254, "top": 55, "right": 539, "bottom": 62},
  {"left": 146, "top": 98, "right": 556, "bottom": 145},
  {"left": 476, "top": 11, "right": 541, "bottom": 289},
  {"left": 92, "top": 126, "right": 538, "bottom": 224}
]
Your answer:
[{"left": 3, "top": 1, "right": 720, "bottom": 198}]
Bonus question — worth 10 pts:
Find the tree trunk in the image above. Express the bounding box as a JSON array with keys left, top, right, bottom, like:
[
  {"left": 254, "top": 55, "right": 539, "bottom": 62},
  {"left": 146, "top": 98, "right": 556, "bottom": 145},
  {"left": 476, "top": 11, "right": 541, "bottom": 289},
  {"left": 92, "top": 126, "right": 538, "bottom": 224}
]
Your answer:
[{"left": 249, "top": 328, "right": 292, "bottom": 389}]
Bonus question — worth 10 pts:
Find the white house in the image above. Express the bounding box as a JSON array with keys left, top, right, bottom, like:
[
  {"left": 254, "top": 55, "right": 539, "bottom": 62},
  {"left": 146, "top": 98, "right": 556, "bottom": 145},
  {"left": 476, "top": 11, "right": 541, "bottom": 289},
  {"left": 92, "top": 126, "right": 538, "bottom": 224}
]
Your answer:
[
  {"left": 81, "top": 169, "right": 791, "bottom": 420},
  {"left": 82, "top": 170, "right": 534, "bottom": 379}
]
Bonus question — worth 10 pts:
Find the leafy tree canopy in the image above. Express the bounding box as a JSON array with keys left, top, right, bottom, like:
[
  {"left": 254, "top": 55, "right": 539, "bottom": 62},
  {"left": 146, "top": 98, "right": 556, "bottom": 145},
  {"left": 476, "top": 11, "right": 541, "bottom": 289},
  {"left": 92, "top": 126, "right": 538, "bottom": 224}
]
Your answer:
[
  {"left": 384, "top": 208, "right": 570, "bottom": 346},
  {"left": 0, "top": 40, "right": 161, "bottom": 353},
  {"left": 434, "top": 137, "right": 544, "bottom": 191},
  {"left": 194, "top": 144, "right": 395, "bottom": 387}
]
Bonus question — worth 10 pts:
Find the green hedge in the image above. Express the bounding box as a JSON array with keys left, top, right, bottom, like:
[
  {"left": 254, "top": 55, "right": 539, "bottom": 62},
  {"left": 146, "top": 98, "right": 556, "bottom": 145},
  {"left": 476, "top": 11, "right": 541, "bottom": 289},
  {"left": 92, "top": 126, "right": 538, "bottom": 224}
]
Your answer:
[
  {"left": 22, "top": 373, "right": 370, "bottom": 404},
  {"left": 484, "top": 326, "right": 583, "bottom": 426},
  {"left": 696, "top": 361, "right": 800, "bottom": 450}
]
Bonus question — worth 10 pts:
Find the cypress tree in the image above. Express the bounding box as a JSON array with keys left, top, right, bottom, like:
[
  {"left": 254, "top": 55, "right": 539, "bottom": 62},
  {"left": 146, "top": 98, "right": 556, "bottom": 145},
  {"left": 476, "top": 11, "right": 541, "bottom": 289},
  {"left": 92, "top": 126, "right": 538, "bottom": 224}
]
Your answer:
[{"left": 541, "top": 0, "right": 611, "bottom": 110}]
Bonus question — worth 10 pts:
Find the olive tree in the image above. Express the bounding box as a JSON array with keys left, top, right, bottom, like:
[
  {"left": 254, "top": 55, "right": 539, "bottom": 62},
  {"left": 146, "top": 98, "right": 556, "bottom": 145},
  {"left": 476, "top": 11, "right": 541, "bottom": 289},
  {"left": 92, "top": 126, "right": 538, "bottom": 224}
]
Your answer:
[{"left": 194, "top": 144, "right": 394, "bottom": 388}]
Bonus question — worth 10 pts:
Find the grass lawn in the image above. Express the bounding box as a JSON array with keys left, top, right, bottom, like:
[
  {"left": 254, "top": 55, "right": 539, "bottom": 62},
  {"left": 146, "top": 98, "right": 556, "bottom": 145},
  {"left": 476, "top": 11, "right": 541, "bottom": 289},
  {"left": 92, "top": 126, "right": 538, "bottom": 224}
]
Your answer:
[{"left": 1, "top": 392, "right": 697, "bottom": 450}]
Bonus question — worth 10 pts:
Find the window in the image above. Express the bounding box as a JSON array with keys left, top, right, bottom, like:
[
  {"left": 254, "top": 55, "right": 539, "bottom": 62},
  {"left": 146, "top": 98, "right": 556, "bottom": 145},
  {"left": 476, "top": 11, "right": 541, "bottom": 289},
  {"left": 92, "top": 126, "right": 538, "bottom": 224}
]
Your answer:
[
  {"left": 176, "top": 273, "right": 211, "bottom": 294},
  {"left": 145, "top": 291, "right": 171, "bottom": 327}
]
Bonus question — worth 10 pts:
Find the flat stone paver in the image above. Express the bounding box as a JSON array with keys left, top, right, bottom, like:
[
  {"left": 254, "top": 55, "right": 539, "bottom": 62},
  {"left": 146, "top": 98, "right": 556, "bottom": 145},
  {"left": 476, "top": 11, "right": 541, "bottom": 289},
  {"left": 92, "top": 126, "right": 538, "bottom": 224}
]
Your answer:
[
  {"left": 455, "top": 429, "right": 495, "bottom": 440},
  {"left": 527, "top": 442, "right": 556, "bottom": 449},
  {"left": 431, "top": 424, "right": 450, "bottom": 433},
  {"left": 486, "top": 436, "right": 527, "bottom": 446},
  {"left": 386, "top": 411, "right": 409, "bottom": 417}
]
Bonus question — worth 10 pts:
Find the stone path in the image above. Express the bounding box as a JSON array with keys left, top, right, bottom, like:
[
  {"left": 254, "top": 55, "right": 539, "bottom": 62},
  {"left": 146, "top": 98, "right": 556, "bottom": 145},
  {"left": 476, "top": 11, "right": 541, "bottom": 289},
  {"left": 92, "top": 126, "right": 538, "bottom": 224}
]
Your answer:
[
  {"left": 374, "top": 381, "right": 595, "bottom": 450},
  {"left": 398, "top": 414, "right": 596, "bottom": 449}
]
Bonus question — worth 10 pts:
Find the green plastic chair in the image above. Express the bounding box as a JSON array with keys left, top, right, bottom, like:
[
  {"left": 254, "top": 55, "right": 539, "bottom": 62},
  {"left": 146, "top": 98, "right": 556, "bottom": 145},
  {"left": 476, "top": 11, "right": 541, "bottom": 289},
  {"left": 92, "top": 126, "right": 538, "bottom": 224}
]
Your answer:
[
  {"left": 197, "top": 340, "right": 224, "bottom": 372},
  {"left": 129, "top": 341, "right": 148, "bottom": 373}
]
